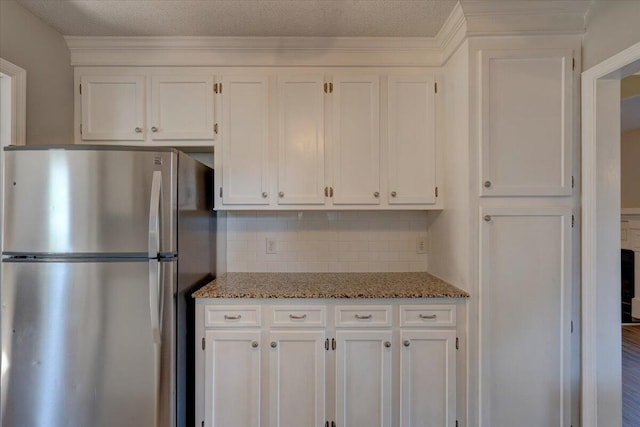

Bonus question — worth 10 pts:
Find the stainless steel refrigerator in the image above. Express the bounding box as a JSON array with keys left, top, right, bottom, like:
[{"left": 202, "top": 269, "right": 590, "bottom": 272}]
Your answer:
[{"left": 1, "top": 146, "right": 215, "bottom": 427}]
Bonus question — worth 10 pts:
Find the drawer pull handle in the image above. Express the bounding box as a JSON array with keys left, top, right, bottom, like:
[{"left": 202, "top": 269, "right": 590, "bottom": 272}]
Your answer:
[
  {"left": 355, "top": 314, "right": 372, "bottom": 320},
  {"left": 419, "top": 314, "right": 437, "bottom": 320},
  {"left": 289, "top": 314, "right": 307, "bottom": 320},
  {"left": 224, "top": 314, "right": 242, "bottom": 320}
]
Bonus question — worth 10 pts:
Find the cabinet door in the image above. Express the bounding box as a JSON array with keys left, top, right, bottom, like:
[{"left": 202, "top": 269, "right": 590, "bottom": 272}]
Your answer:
[
  {"left": 204, "top": 330, "right": 261, "bottom": 427},
  {"left": 268, "top": 330, "right": 326, "bottom": 427},
  {"left": 387, "top": 76, "right": 437, "bottom": 205},
  {"left": 479, "top": 49, "right": 573, "bottom": 196},
  {"left": 277, "top": 76, "right": 325, "bottom": 205},
  {"left": 335, "top": 330, "right": 392, "bottom": 427},
  {"left": 479, "top": 208, "right": 572, "bottom": 427},
  {"left": 221, "top": 76, "right": 270, "bottom": 205},
  {"left": 80, "top": 75, "right": 145, "bottom": 140},
  {"left": 400, "top": 330, "right": 456, "bottom": 427},
  {"left": 331, "top": 76, "right": 380, "bottom": 205},
  {"left": 150, "top": 75, "right": 214, "bottom": 140}
]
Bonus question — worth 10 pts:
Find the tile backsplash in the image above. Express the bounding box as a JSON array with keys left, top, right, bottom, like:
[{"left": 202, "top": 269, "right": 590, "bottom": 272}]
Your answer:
[{"left": 226, "top": 211, "right": 429, "bottom": 273}]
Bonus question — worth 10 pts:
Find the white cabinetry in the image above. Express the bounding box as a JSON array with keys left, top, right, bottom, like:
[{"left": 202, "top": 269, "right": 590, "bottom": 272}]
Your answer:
[
  {"left": 277, "top": 76, "right": 326, "bottom": 205},
  {"left": 220, "top": 75, "right": 270, "bottom": 205},
  {"left": 196, "top": 300, "right": 459, "bottom": 427},
  {"left": 388, "top": 76, "right": 437, "bottom": 205},
  {"left": 80, "top": 75, "right": 145, "bottom": 141},
  {"left": 478, "top": 49, "right": 573, "bottom": 196},
  {"left": 478, "top": 208, "right": 572, "bottom": 427},
  {"left": 78, "top": 72, "right": 215, "bottom": 145}
]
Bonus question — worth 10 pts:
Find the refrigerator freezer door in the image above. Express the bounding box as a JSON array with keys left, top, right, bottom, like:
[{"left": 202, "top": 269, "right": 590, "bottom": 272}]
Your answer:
[
  {"left": 0, "top": 259, "right": 176, "bottom": 427},
  {"left": 2, "top": 148, "right": 176, "bottom": 256}
]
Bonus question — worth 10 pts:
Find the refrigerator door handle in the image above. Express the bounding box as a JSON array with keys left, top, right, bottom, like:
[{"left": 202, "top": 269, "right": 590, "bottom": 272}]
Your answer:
[
  {"left": 149, "top": 259, "right": 162, "bottom": 345},
  {"left": 148, "top": 170, "right": 162, "bottom": 258}
]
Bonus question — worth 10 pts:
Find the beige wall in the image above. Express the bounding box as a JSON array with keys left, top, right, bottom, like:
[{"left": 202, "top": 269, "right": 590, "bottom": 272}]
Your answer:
[
  {"left": 583, "top": 0, "right": 640, "bottom": 70},
  {"left": 622, "top": 128, "right": 640, "bottom": 208},
  {"left": 0, "top": 0, "right": 73, "bottom": 145}
]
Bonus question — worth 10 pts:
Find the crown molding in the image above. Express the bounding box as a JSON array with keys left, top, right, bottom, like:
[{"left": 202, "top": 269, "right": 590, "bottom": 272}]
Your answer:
[
  {"left": 64, "top": 1, "right": 590, "bottom": 68},
  {"left": 460, "top": 0, "right": 589, "bottom": 36},
  {"left": 64, "top": 36, "right": 443, "bottom": 67}
]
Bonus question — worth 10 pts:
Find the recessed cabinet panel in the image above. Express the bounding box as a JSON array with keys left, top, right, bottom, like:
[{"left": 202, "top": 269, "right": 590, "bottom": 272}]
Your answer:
[
  {"left": 204, "top": 330, "right": 261, "bottom": 427},
  {"left": 81, "top": 75, "right": 145, "bottom": 141},
  {"left": 479, "top": 50, "right": 573, "bottom": 196},
  {"left": 269, "top": 331, "right": 326, "bottom": 427},
  {"left": 400, "top": 330, "right": 455, "bottom": 427},
  {"left": 151, "top": 76, "right": 214, "bottom": 140},
  {"left": 221, "top": 76, "right": 270, "bottom": 205},
  {"left": 332, "top": 76, "right": 380, "bottom": 205},
  {"left": 479, "top": 208, "right": 572, "bottom": 427},
  {"left": 277, "top": 76, "right": 325, "bottom": 205},
  {"left": 336, "top": 330, "right": 392, "bottom": 427},
  {"left": 388, "top": 76, "right": 437, "bottom": 205}
]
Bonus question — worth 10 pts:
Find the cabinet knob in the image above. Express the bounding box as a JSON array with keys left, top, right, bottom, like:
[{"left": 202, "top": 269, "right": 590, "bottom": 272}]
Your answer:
[
  {"left": 135, "top": 127, "right": 142, "bottom": 133},
  {"left": 484, "top": 215, "right": 492, "bottom": 222},
  {"left": 151, "top": 126, "right": 158, "bottom": 133},
  {"left": 251, "top": 341, "right": 259, "bottom": 348},
  {"left": 391, "top": 191, "right": 397, "bottom": 197},
  {"left": 279, "top": 191, "right": 285, "bottom": 198},
  {"left": 484, "top": 180, "right": 492, "bottom": 188},
  {"left": 384, "top": 341, "right": 391, "bottom": 348},
  {"left": 270, "top": 341, "right": 277, "bottom": 348},
  {"left": 262, "top": 192, "right": 268, "bottom": 198},
  {"left": 403, "top": 340, "right": 411, "bottom": 347},
  {"left": 373, "top": 191, "right": 380, "bottom": 198}
]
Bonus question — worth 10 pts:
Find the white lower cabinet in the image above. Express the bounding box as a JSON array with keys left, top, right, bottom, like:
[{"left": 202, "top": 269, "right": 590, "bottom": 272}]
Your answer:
[
  {"left": 197, "top": 301, "right": 458, "bottom": 427},
  {"left": 203, "top": 330, "right": 262, "bottom": 427}
]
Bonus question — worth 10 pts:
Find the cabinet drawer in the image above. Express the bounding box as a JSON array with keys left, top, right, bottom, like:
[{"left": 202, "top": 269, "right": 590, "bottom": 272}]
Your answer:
[
  {"left": 335, "top": 305, "right": 392, "bottom": 328},
  {"left": 270, "top": 306, "right": 326, "bottom": 328},
  {"left": 204, "top": 305, "right": 261, "bottom": 327},
  {"left": 400, "top": 305, "right": 456, "bottom": 327}
]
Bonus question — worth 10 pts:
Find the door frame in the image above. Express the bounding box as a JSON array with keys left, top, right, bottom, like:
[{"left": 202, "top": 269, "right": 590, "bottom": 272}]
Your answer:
[
  {"left": 0, "top": 58, "right": 26, "bottom": 146},
  {"left": 581, "top": 40, "right": 640, "bottom": 426}
]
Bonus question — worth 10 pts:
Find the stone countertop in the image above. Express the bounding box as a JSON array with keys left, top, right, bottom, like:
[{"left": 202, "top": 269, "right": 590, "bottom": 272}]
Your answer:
[{"left": 192, "top": 272, "right": 469, "bottom": 299}]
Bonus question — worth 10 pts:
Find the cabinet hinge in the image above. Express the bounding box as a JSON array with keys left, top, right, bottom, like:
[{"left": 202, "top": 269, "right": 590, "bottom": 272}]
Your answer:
[
  {"left": 79, "top": 83, "right": 82, "bottom": 95},
  {"left": 572, "top": 214, "right": 575, "bottom": 228},
  {"left": 219, "top": 187, "right": 223, "bottom": 198},
  {"left": 201, "top": 337, "right": 206, "bottom": 351},
  {"left": 572, "top": 175, "right": 575, "bottom": 188},
  {"left": 435, "top": 187, "right": 438, "bottom": 198},
  {"left": 435, "top": 82, "right": 438, "bottom": 93},
  {"left": 455, "top": 337, "right": 459, "bottom": 350},
  {"left": 331, "top": 338, "right": 336, "bottom": 351}
]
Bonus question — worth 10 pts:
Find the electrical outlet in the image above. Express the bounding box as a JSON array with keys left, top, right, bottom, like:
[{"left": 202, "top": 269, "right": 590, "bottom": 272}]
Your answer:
[
  {"left": 416, "top": 236, "right": 427, "bottom": 254},
  {"left": 266, "top": 238, "right": 277, "bottom": 254}
]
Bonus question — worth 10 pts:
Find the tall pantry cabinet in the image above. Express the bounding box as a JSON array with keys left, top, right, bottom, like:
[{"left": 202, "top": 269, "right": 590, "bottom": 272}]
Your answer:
[{"left": 468, "top": 36, "right": 581, "bottom": 427}]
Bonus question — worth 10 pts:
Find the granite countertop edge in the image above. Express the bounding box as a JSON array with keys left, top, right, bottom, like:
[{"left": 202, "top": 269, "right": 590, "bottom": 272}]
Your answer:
[{"left": 193, "top": 272, "right": 469, "bottom": 299}]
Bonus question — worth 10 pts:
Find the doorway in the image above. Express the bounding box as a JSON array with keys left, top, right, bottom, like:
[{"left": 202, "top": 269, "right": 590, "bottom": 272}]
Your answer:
[{"left": 582, "top": 41, "right": 640, "bottom": 426}]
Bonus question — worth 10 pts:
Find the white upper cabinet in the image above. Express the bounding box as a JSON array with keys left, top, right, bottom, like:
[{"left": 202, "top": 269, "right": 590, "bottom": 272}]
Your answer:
[
  {"left": 150, "top": 75, "right": 214, "bottom": 140},
  {"left": 277, "top": 76, "right": 326, "bottom": 205},
  {"left": 221, "top": 75, "right": 270, "bottom": 205},
  {"left": 479, "top": 49, "right": 573, "bottom": 196},
  {"left": 79, "top": 73, "right": 216, "bottom": 144},
  {"left": 80, "top": 75, "right": 145, "bottom": 141},
  {"left": 331, "top": 76, "right": 380, "bottom": 205},
  {"left": 388, "top": 76, "right": 437, "bottom": 205}
]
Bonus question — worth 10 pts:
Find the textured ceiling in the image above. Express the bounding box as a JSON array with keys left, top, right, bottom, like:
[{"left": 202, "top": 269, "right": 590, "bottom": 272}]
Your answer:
[{"left": 16, "top": 0, "right": 458, "bottom": 37}]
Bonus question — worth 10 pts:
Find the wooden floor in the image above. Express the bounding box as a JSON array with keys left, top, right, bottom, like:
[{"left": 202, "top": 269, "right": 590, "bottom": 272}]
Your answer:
[{"left": 623, "top": 326, "right": 640, "bottom": 427}]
